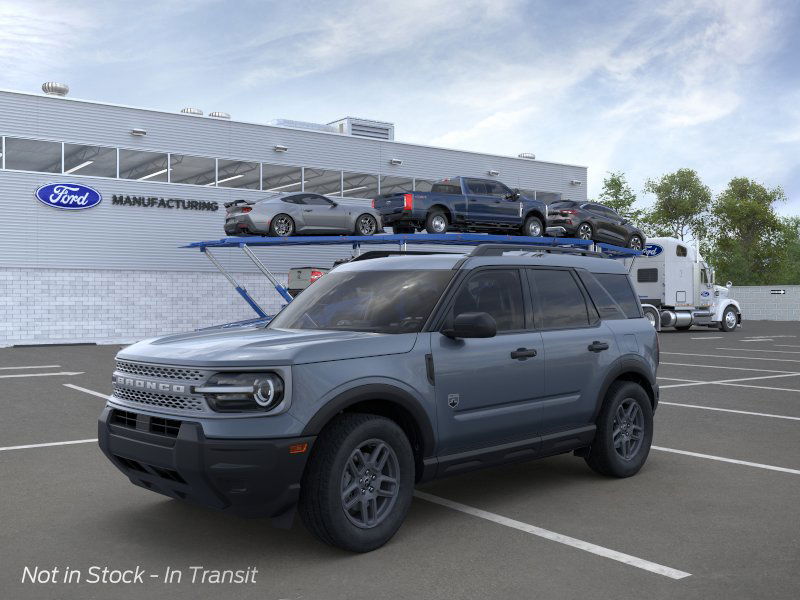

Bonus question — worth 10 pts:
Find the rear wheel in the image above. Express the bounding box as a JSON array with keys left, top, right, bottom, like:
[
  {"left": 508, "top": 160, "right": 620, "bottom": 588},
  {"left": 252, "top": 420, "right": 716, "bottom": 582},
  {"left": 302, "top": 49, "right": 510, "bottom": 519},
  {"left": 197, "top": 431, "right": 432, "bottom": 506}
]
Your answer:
[
  {"left": 584, "top": 381, "right": 653, "bottom": 478},
  {"left": 521, "top": 215, "right": 544, "bottom": 237},
  {"left": 719, "top": 306, "right": 738, "bottom": 332},
  {"left": 269, "top": 214, "right": 295, "bottom": 237},
  {"left": 425, "top": 210, "right": 448, "bottom": 234},
  {"left": 628, "top": 235, "right": 644, "bottom": 250},
  {"left": 298, "top": 413, "right": 414, "bottom": 552},
  {"left": 354, "top": 214, "right": 378, "bottom": 236},
  {"left": 577, "top": 222, "right": 593, "bottom": 240}
]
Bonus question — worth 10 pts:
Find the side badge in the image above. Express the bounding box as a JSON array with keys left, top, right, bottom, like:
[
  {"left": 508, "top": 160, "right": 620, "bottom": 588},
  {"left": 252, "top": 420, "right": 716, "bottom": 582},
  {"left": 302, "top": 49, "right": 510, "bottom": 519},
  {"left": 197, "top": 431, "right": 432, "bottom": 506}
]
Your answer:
[{"left": 447, "top": 394, "right": 459, "bottom": 409}]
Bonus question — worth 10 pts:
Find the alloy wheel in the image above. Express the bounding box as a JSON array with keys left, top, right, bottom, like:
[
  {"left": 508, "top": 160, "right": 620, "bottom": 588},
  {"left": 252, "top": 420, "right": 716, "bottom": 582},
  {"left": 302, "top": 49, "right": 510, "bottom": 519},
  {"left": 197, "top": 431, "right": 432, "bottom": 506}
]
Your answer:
[
  {"left": 629, "top": 236, "right": 643, "bottom": 250},
  {"left": 725, "top": 310, "right": 737, "bottom": 329},
  {"left": 340, "top": 439, "right": 400, "bottom": 529},
  {"left": 431, "top": 215, "right": 447, "bottom": 233},
  {"left": 527, "top": 220, "right": 542, "bottom": 236},
  {"left": 273, "top": 216, "right": 293, "bottom": 236},
  {"left": 358, "top": 215, "right": 377, "bottom": 235},
  {"left": 612, "top": 399, "right": 644, "bottom": 461},
  {"left": 578, "top": 224, "right": 592, "bottom": 239}
]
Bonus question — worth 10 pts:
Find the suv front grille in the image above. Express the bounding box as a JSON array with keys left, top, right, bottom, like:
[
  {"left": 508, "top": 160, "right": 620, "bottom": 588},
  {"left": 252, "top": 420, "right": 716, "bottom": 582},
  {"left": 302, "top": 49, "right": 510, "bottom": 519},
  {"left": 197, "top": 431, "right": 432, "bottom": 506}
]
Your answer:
[
  {"left": 113, "top": 385, "right": 205, "bottom": 412},
  {"left": 115, "top": 360, "right": 204, "bottom": 381}
]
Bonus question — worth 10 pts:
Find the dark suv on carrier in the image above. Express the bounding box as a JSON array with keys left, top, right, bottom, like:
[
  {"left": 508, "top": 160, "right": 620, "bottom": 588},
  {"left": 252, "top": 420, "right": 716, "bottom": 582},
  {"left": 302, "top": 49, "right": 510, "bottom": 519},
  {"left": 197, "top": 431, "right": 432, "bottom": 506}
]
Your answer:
[{"left": 99, "top": 244, "right": 659, "bottom": 552}]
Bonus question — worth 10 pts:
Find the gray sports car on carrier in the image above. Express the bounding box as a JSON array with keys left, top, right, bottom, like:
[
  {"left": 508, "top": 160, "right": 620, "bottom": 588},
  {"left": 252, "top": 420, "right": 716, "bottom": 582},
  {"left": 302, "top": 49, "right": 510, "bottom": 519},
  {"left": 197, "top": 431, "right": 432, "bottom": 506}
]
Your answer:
[{"left": 224, "top": 192, "right": 383, "bottom": 237}]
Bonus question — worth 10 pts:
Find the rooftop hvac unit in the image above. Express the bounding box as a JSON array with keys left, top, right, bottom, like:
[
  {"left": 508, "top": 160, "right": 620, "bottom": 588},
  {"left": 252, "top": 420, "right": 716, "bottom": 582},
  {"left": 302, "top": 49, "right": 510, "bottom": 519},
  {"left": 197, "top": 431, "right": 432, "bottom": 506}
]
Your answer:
[
  {"left": 180, "top": 107, "right": 203, "bottom": 116},
  {"left": 209, "top": 111, "right": 231, "bottom": 119},
  {"left": 268, "top": 119, "right": 337, "bottom": 134},
  {"left": 518, "top": 152, "right": 536, "bottom": 160},
  {"left": 42, "top": 82, "right": 69, "bottom": 96},
  {"left": 328, "top": 117, "right": 395, "bottom": 141}
]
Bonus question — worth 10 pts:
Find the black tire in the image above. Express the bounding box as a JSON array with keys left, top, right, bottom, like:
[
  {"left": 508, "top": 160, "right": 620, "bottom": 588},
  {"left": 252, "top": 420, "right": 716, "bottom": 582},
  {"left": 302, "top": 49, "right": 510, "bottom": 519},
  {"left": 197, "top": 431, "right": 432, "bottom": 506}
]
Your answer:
[
  {"left": 628, "top": 235, "right": 644, "bottom": 250},
  {"left": 298, "top": 413, "right": 415, "bottom": 552},
  {"left": 354, "top": 214, "right": 379, "bottom": 236},
  {"left": 425, "top": 210, "right": 448, "bottom": 234},
  {"left": 392, "top": 225, "right": 415, "bottom": 235},
  {"left": 675, "top": 324, "right": 692, "bottom": 331},
  {"left": 521, "top": 215, "right": 544, "bottom": 237},
  {"left": 584, "top": 381, "right": 653, "bottom": 478},
  {"left": 719, "top": 306, "right": 738, "bottom": 332},
  {"left": 269, "top": 214, "right": 295, "bottom": 237},
  {"left": 576, "top": 222, "right": 593, "bottom": 240}
]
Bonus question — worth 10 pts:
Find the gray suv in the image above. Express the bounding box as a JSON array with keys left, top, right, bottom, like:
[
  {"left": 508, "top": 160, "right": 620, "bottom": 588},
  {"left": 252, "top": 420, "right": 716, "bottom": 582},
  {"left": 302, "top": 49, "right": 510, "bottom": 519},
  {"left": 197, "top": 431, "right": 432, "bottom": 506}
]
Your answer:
[{"left": 98, "top": 244, "right": 659, "bottom": 552}]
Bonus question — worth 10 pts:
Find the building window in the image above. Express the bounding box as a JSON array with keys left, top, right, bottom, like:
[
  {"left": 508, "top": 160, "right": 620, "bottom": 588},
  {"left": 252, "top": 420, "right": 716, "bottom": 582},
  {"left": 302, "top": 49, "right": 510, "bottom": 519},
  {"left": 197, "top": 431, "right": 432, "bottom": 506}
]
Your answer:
[
  {"left": 4, "top": 137, "right": 61, "bottom": 173},
  {"left": 119, "top": 149, "right": 169, "bottom": 182},
  {"left": 63, "top": 144, "right": 117, "bottom": 178},
  {"left": 414, "top": 178, "right": 436, "bottom": 192},
  {"left": 304, "top": 168, "right": 342, "bottom": 196},
  {"left": 170, "top": 154, "right": 216, "bottom": 186},
  {"left": 342, "top": 172, "right": 379, "bottom": 199},
  {"left": 379, "top": 175, "right": 413, "bottom": 195},
  {"left": 217, "top": 159, "right": 260, "bottom": 189},
  {"left": 262, "top": 164, "right": 302, "bottom": 193}
]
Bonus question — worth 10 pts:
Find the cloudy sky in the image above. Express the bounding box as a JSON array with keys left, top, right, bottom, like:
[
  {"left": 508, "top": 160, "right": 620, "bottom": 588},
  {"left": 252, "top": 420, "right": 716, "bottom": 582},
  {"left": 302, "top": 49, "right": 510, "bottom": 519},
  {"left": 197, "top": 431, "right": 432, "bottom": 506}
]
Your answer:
[{"left": 2, "top": 0, "right": 799, "bottom": 213}]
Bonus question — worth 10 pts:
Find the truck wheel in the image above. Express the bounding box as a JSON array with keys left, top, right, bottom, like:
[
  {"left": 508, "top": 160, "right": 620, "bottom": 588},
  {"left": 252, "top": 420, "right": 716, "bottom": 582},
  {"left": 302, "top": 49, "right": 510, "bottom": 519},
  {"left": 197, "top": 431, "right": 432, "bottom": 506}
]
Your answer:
[
  {"left": 521, "top": 215, "right": 544, "bottom": 237},
  {"left": 719, "top": 306, "right": 738, "bottom": 332},
  {"left": 298, "top": 413, "right": 414, "bottom": 553},
  {"left": 354, "top": 214, "right": 378, "bottom": 236},
  {"left": 269, "top": 214, "right": 295, "bottom": 237},
  {"left": 584, "top": 381, "right": 653, "bottom": 478},
  {"left": 425, "top": 210, "right": 448, "bottom": 234}
]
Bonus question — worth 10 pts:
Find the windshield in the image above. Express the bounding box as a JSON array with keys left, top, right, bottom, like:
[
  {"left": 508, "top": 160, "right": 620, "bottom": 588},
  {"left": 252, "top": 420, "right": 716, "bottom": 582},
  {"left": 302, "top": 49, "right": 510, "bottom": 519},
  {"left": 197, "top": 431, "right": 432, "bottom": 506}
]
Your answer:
[{"left": 268, "top": 269, "right": 455, "bottom": 333}]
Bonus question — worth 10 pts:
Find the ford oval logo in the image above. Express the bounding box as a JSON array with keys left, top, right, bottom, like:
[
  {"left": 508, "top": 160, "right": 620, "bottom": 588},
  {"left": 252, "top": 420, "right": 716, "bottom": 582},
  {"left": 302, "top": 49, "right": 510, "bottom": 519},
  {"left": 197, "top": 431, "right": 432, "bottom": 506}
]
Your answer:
[
  {"left": 35, "top": 183, "right": 102, "bottom": 210},
  {"left": 641, "top": 243, "right": 663, "bottom": 257},
  {"left": 701, "top": 290, "right": 710, "bottom": 297}
]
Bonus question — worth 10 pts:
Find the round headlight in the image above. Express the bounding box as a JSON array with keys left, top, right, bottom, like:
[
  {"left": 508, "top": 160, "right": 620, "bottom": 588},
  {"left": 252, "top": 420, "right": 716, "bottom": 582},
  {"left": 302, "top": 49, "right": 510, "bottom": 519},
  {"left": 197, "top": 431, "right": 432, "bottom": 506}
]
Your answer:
[
  {"left": 199, "top": 372, "right": 285, "bottom": 413},
  {"left": 254, "top": 375, "right": 284, "bottom": 409}
]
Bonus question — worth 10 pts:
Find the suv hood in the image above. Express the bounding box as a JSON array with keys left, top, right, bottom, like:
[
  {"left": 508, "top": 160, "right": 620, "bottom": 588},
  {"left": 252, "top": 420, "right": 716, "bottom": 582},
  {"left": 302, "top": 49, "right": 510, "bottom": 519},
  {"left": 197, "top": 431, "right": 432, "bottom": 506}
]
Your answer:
[{"left": 117, "top": 326, "right": 417, "bottom": 367}]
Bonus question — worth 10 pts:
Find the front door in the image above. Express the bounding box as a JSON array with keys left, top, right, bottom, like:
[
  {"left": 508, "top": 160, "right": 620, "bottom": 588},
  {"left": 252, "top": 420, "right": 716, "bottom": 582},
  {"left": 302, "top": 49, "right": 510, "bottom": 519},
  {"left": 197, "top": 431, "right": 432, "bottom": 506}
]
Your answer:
[
  {"left": 301, "top": 195, "right": 349, "bottom": 232},
  {"left": 432, "top": 268, "right": 545, "bottom": 455}
]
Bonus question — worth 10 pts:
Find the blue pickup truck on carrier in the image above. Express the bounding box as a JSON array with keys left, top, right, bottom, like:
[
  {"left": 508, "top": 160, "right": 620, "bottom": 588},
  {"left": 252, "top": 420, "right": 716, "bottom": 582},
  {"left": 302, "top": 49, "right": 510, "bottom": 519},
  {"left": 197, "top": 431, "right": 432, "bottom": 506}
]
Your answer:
[{"left": 373, "top": 177, "right": 551, "bottom": 237}]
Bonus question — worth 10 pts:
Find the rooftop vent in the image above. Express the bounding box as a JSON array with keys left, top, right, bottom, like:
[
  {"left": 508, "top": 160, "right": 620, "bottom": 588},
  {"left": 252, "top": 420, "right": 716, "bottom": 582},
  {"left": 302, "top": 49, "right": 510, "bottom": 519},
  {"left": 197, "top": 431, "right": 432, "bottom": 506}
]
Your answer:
[
  {"left": 518, "top": 152, "right": 536, "bottom": 160},
  {"left": 268, "top": 119, "right": 337, "bottom": 134},
  {"left": 328, "top": 117, "right": 394, "bottom": 141},
  {"left": 209, "top": 111, "right": 230, "bottom": 119},
  {"left": 180, "top": 107, "right": 203, "bottom": 116},
  {"left": 42, "top": 82, "right": 69, "bottom": 97}
]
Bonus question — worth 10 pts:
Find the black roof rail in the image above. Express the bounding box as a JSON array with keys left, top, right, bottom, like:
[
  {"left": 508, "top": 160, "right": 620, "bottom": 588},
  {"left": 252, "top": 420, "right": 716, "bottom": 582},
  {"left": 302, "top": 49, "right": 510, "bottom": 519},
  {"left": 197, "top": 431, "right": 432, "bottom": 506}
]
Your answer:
[
  {"left": 469, "top": 243, "right": 604, "bottom": 257},
  {"left": 346, "top": 250, "right": 462, "bottom": 263}
]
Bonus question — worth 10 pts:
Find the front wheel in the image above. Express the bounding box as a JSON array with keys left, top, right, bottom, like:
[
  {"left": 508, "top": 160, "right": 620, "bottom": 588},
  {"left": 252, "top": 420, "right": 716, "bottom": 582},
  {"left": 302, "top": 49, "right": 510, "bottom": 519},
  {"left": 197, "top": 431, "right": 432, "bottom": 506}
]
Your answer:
[
  {"left": 584, "top": 381, "right": 653, "bottom": 478},
  {"left": 719, "top": 306, "right": 738, "bottom": 332},
  {"left": 269, "top": 214, "right": 295, "bottom": 237},
  {"left": 298, "top": 414, "right": 414, "bottom": 552},
  {"left": 576, "top": 222, "right": 593, "bottom": 240},
  {"left": 521, "top": 215, "right": 544, "bottom": 237},
  {"left": 628, "top": 235, "right": 644, "bottom": 250},
  {"left": 354, "top": 214, "right": 379, "bottom": 236}
]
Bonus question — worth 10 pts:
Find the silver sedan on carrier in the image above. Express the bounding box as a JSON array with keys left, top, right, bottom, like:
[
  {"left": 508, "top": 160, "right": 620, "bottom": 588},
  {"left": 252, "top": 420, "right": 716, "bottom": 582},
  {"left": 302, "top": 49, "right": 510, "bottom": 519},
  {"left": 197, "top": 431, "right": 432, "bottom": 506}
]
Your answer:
[{"left": 224, "top": 192, "right": 383, "bottom": 237}]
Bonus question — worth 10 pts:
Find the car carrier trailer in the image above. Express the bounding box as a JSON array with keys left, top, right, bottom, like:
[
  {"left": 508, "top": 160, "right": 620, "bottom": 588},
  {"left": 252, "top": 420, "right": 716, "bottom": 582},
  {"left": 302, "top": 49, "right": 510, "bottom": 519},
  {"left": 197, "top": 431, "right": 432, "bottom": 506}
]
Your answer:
[{"left": 184, "top": 233, "right": 641, "bottom": 320}]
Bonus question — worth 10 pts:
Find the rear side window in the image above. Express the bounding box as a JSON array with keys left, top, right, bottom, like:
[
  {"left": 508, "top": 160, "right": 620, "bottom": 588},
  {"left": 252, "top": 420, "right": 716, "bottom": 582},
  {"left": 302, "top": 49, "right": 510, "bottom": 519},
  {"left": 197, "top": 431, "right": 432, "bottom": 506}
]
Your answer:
[
  {"left": 577, "top": 271, "right": 626, "bottom": 320},
  {"left": 637, "top": 268, "right": 658, "bottom": 283},
  {"left": 529, "top": 269, "right": 591, "bottom": 329},
  {"left": 431, "top": 181, "right": 462, "bottom": 194},
  {"left": 593, "top": 273, "right": 642, "bottom": 318}
]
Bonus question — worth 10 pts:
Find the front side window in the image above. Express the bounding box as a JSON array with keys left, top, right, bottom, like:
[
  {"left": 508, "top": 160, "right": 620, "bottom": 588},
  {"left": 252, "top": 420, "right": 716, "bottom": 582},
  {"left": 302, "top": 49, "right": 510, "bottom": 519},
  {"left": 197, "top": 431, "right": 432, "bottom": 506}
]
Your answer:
[
  {"left": 447, "top": 269, "right": 525, "bottom": 332},
  {"left": 269, "top": 269, "right": 454, "bottom": 334},
  {"left": 485, "top": 181, "right": 513, "bottom": 198},
  {"left": 304, "top": 194, "right": 335, "bottom": 206},
  {"left": 530, "top": 269, "right": 590, "bottom": 329},
  {"left": 465, "top": 179, "right": 489, "bottom": 195},
  {"left": 594, "top": 273, "right": 642, "bottom": 318},
  {"left": 5, "top": 138, "right": 61, "bottom": 173}
]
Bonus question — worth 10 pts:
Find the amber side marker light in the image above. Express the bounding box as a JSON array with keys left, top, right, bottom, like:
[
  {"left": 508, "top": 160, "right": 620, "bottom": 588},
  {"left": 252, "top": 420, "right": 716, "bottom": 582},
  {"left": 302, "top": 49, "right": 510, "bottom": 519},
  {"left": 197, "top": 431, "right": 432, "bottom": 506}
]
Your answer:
[{"left": 289, "top": 443, "right": 308, "bottom": 454}]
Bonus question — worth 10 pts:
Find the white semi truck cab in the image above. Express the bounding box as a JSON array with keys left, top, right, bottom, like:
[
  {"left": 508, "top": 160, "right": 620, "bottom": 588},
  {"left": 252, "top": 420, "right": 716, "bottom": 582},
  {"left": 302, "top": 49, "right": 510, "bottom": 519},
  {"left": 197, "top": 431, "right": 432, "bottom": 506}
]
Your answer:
[{"left": 626, "top": 237, "right": 742, "bottom": 332}]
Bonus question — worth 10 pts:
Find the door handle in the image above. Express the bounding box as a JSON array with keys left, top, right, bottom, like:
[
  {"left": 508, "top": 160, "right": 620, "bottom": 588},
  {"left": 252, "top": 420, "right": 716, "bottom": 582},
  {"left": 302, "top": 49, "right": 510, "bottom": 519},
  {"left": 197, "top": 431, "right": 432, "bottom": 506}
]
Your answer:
[
  {"left": 303, "top": 209, "right": 313, "bottom": 212},
  {"left": 588, "top": 341, "right": 610, "bottom": 352},
  {"left": 510, "top": 348, "right": 537, "bottom": 360}
]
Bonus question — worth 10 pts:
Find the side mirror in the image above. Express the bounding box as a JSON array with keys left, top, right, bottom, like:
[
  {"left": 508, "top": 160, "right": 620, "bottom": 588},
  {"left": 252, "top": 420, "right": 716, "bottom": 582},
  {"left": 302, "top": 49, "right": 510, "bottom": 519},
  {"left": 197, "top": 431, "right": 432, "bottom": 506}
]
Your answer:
[
  {"left": 329, "top": 201, "right": 338, "bottom": 208},
  {"left": 442, "top": 312, "right": 497, "bottom": 339}
]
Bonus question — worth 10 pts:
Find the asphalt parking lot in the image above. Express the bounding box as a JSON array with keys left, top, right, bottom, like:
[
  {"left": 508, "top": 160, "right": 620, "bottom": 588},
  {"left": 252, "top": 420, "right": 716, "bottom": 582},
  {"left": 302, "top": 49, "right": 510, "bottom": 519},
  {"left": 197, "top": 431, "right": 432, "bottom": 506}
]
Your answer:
[{"left": 1, "top": 321, "right": 799, "bottom": 600}]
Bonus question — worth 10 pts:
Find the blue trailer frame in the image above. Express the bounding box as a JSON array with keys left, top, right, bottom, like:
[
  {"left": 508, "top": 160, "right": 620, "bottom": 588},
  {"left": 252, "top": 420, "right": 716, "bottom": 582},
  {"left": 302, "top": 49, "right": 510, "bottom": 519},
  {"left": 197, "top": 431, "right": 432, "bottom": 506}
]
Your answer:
[{"left": 184, "top": 234, "right": 640, "bottom": 319}]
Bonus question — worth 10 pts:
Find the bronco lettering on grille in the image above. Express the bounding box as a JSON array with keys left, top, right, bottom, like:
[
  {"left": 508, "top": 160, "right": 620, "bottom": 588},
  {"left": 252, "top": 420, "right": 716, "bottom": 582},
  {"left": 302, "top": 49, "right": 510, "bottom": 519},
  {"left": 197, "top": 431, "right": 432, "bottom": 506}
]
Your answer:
[{"left": 115, "top": 376, "right": 186, "bottom": 393}]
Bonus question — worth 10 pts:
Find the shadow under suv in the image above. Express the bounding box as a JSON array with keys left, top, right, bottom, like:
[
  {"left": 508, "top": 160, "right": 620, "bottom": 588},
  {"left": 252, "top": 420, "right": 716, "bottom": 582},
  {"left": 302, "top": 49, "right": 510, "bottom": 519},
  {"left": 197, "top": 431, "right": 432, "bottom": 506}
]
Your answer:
[{"left": 98, "top": 245, "right": 659, "bottom": 552}]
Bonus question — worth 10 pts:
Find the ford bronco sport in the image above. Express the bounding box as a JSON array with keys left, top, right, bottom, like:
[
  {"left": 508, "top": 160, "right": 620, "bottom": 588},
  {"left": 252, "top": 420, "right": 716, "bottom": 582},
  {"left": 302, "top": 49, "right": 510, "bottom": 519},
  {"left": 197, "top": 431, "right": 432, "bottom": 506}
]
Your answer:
[{"left": 99, "top": 244, "right": 659, "bottom": 552}]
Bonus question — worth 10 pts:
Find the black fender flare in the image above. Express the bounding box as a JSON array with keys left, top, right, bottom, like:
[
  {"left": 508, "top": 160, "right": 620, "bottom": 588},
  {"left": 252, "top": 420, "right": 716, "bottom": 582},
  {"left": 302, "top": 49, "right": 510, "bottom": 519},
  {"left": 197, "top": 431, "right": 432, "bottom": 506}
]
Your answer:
[
  {"left": 592, "top": 356, "right": 658, "bottom": 421},
  {"left": 301, "top": 383, "right": 436, "bottom": 458}
]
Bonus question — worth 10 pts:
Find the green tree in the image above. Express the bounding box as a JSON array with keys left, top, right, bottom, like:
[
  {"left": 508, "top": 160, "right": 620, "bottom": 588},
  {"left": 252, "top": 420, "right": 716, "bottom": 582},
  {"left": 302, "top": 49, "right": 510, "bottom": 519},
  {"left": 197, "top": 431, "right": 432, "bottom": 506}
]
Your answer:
[
  {"left": 642, "top": 168, "right": 711, "bottom": 241},
  {"left": 598, "top": 171, "right": 643, "bottom": 223},
  {"left": 705, "top": 177, "right": 787, "bottom": 285}
]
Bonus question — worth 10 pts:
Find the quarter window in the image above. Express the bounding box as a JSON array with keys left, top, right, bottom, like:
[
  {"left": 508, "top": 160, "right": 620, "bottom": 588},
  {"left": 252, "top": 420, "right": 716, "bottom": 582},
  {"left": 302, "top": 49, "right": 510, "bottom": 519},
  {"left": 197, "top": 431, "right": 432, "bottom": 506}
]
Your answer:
[
  {"left": 448, "top": 270, "right": 525, "bottom": 332},
  {"left": 577, "top": 271, "right": 624, "bottom": 320},
  {"left": 4, "top": 138, "right": 61, "bottom": 173},
  {"left": 529, "top": 269, "right": 590, "bottom": 329},
  {"left": 594, "top": 273, "right": 642, "bottom": 318}
]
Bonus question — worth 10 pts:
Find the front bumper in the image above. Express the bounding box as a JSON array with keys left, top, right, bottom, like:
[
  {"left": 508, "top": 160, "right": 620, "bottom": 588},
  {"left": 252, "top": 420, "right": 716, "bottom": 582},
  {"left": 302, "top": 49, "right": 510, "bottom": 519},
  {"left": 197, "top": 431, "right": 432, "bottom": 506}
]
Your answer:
[{"left": 98, "top": 406, "right": 314, "bottom": 518}]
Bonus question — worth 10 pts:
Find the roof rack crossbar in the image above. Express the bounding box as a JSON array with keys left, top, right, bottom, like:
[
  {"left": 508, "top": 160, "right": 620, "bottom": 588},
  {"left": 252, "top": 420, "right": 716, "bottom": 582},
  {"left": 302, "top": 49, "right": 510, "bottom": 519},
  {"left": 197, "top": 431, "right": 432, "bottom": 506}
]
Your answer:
[{"left": 469, "top": 243, "right": 603, "bottom": 257}]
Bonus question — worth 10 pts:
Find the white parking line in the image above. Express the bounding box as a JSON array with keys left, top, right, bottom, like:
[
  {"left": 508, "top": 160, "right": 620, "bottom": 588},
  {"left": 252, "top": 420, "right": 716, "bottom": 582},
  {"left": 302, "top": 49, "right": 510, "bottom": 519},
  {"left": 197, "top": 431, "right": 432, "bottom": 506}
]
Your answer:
[
  {"left": 716, "top": 382, "right": 800, "bottom": 394},
  {"left": 740, "top": 339, "right": 773, "bottom": 342},
  {"left": 652, "top": 446, "right": 800, "bottom": 476},
  {"left": 659, "top": 372, "right": 800, "bottom": 389},
  {"left": 660, "top": 362, "right": 798, "bottom": 374},
  {"left": 0, "top": 371, "right": 84, "bottom": 379},
  {"left": 661, "top": 352, "right": 800, "bottom": 364},
  {"left": 64, "top": 383, "right": 109, "bottom": 399},
  {"left": 414, "top": 491, "right": 691, "bottom": 579},
  {"left": 0, "top": 439, "right": 97, "bottom": 453},
  {"left": 776, "top": 345, "right": 800, "bottom": 348},
  {"left": 0, "top": 365, "right": 61, "bottom": 370},
  {"left": 659, "top": 402, "right": 800, "bottom": 421},
  {"left": 716, "top": 347, "right": 800, "bottom": 354},
  {"left": 690, "top": 336, "right": 723, "bottom": 340}
]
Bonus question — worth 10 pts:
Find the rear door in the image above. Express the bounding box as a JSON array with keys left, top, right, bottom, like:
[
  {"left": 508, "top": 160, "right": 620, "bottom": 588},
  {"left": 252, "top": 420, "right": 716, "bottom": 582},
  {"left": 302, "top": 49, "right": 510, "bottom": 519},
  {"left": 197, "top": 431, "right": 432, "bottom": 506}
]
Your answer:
[
  {"left": 432, "top": 268, "right": 545, "bottom": 455},
  {"left": 527, "top": 268, "right": 617, "bottom": 433}
]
